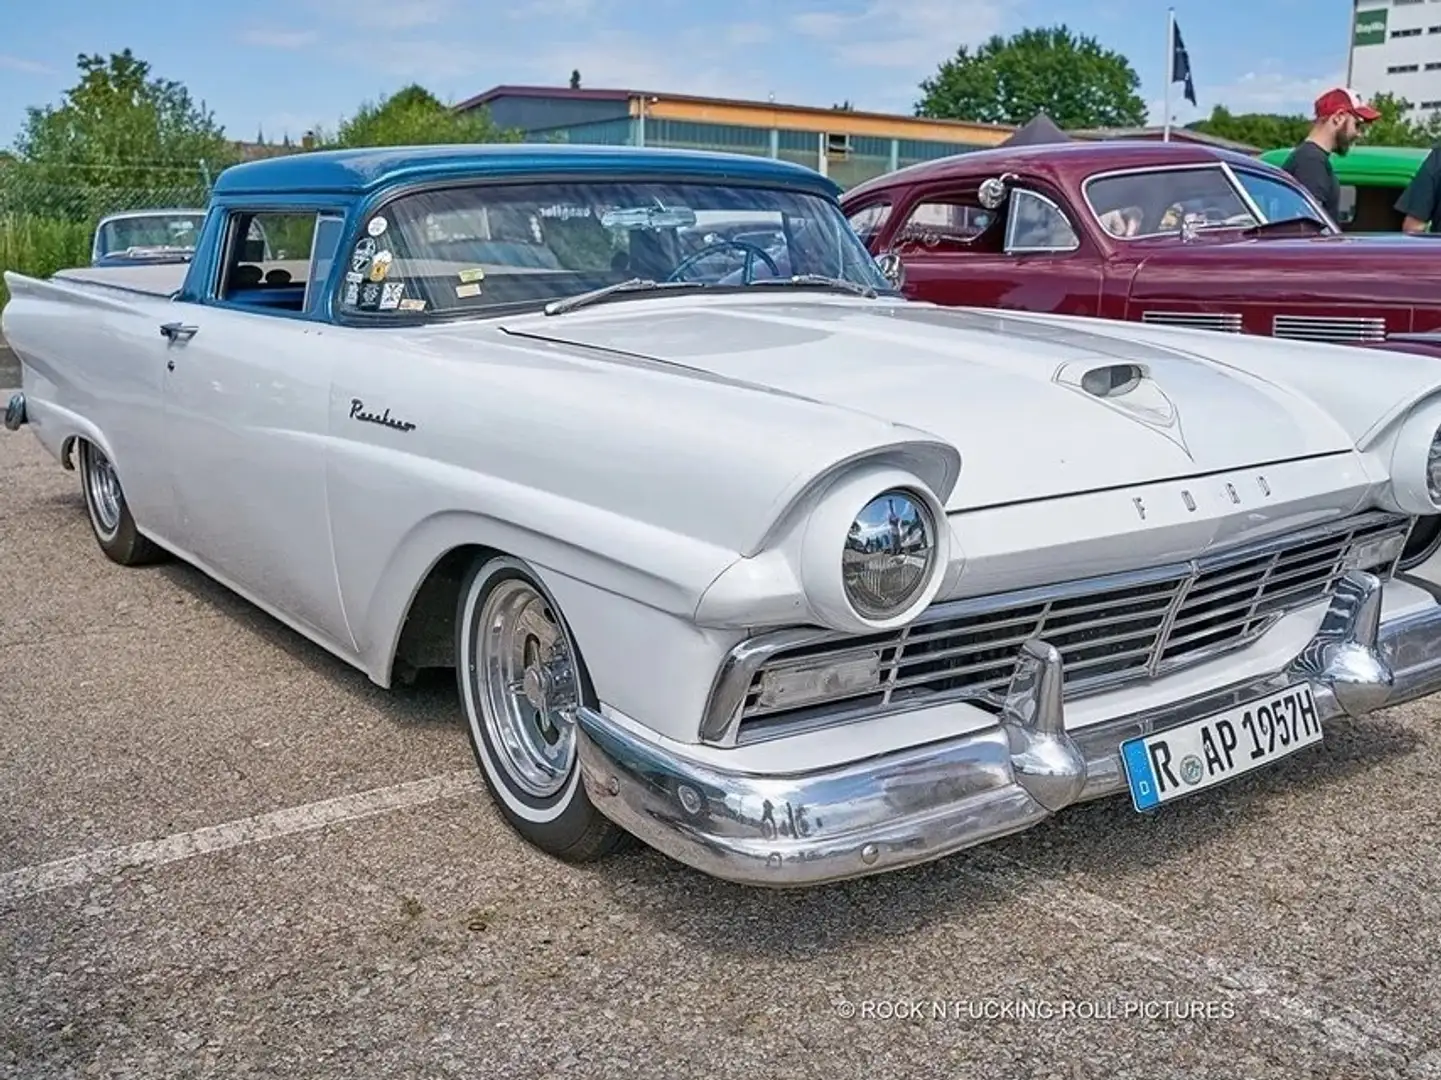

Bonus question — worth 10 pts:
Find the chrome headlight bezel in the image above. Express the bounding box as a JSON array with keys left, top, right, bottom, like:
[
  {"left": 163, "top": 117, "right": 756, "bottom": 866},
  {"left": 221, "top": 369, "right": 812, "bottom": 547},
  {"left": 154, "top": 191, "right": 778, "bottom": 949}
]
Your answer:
[{"left": 798, "top": 465, "right": 952, "bottom": 633}]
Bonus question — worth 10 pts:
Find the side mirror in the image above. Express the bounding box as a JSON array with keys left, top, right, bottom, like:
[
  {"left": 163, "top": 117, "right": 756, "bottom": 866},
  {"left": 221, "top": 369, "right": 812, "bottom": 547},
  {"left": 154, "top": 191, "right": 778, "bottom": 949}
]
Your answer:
[{"left": 876, "top": 252, "right": 905, "bottom": 290}]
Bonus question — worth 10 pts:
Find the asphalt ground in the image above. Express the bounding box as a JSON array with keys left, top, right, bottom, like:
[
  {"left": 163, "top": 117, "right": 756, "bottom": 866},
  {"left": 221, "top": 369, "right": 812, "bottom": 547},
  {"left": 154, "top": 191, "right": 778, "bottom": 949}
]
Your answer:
[
  {"left": 4, "top": 430, "right": 1441, "bottom": 1079},
  {"left": 1, "top": 344, "right": 18, "bottom": 392}
]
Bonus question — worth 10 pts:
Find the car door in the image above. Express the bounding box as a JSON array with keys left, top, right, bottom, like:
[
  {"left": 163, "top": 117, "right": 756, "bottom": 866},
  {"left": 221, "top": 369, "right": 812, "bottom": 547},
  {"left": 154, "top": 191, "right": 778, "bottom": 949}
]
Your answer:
[
  {"left": 161, "top": 204, "right": 353, "bottom": 646},
  {"left": 881, "top": 182, "right": 1106, "bottom": 317}
]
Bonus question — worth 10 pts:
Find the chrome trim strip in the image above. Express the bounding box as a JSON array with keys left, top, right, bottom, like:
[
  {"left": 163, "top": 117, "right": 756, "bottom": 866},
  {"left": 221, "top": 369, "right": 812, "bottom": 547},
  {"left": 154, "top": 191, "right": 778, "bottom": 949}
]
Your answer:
[
  {"left": 1272, "top": 314, "right": 1387, "bottom": 343},
  {"left": 701, "top": 510, "right": 1409, "bottom": 746},
  {"left": 1140, "top": 311, "right": 1243, "bottom": 332},
  {"left": 578, "top": 570, "right": 1437, "bottom": 888},
  {"left": 1219, "top": 160, "right": 1267, "bottom": 223},
  {"left": 1003, "top": 188, "right": 1081, "bottom": 254}
]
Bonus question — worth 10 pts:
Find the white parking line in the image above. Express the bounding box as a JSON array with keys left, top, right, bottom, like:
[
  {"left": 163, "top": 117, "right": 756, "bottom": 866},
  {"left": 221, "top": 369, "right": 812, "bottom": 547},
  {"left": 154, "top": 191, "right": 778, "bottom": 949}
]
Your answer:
[
  {"left": 966, "top": 851, "right": 1435, "bottom": 1074},
  {"left": 0, "top": 771, "right": 481, "bottom": 903}
]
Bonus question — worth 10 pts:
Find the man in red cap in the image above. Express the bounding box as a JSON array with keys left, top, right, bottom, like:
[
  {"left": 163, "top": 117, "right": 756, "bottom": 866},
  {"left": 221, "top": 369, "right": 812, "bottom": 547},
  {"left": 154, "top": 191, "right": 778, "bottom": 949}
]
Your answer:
[{"left": 1279, "top": 87, "right": 1380, "bottom": 222}]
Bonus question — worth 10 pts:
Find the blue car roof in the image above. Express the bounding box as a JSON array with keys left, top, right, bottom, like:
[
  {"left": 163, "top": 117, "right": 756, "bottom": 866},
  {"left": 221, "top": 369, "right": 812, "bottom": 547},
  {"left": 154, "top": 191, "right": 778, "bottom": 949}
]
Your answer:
[{"left": 210, "top": 143, "right": 842, "bottom": 199}]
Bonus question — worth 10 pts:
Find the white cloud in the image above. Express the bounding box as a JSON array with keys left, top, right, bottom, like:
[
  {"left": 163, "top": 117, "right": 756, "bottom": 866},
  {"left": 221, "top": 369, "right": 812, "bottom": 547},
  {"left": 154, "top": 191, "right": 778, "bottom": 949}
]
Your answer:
[
  {"left": 724, "top": 22, "right": 772, "bottom": 46},
  {"left": 305, "top": 0, "right": 447, "bottom": 29},
  {"left": 790, "top": 0, "right": 1007, "bottom": 70},
  {"left": 1148, "top": 68, "right": 1344, "bottom": 125},
  {"left": 0, "top": 54, "right": 54, "bottom": 75},
  {"left": 241, "top": 28, "right": 318, "bottom": 50},
  {"left": 504, "top": 0, "right": 596, "bottom": 17}
]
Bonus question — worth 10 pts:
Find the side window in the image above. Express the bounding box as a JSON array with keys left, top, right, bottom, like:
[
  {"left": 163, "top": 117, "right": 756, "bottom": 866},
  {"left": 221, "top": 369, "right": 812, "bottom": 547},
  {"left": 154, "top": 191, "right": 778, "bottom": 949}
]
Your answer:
[
  {"left": 1005, "top": 189, "right": 1080, "bottom": 253},
  {"left": 305, "top": 213, "right": 346, "bottom": 313},
  {"left": 846, "top": 200, "right": 893, "bottom": 248},
  {"left": 217, "top": 211, "right": 320, "bottom": 313},
  {"left": 892, "top": 196, "right": 996, "bottom": 251},
  {"left": 1233, "top": 169, "right": 1332, "bottom": 227}
]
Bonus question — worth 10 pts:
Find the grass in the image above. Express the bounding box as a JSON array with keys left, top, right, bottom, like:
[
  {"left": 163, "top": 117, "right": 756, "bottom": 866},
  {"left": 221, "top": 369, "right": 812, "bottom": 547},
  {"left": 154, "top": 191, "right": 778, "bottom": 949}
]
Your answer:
[{"left": 0, "top": 214, "right": 93, "bottom": 309}]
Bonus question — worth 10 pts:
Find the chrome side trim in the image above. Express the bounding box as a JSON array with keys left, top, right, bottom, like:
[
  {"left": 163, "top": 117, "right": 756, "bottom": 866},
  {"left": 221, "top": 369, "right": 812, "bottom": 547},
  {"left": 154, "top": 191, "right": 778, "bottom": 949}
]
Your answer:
[{"left": 700, "top": 510, "right": 1410, "bottom": 746}]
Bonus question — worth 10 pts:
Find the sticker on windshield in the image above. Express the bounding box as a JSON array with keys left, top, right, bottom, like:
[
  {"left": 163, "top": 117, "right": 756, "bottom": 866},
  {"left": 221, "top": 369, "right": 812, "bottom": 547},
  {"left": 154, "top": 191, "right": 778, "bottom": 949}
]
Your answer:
[
  {"left": 455, "top": 282, "right": 482, "bottom": 299},
  {"left": 368, "top": 250, "right": 393, "bottom": 283},
  {"left": 367, "top": 215, "right": 389, "bottom": 237},
  {"left": 378, "top": 281, "right": 404, "bottom": 310},
  {"left": 360, "top": 283, "right": 381, "bottom": 308},
  {"left": 398, "top": 297, "right": 426, "bottom": 311},
  {"left": 457, "top": 267, "right": 485, "bottom": 283},
  {"left": 344, "top": 282, "right": 359, "bottom": 306},
  {"left": 350, "top": 237, "right": 377, "bottom": 274}
]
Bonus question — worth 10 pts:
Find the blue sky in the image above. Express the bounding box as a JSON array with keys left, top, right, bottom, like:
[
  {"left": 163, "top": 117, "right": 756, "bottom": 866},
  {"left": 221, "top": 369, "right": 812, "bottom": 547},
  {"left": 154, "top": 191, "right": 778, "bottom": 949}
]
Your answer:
[{"left": 0, "top": 0, "right": 1353, "bottom": 145}]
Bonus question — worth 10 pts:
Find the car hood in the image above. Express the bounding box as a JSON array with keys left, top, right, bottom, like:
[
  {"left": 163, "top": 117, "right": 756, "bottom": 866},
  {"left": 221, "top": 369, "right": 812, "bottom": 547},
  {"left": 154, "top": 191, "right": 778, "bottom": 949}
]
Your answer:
[{"left": 494, "top": 296, "right": 1356, "bottom": 512}]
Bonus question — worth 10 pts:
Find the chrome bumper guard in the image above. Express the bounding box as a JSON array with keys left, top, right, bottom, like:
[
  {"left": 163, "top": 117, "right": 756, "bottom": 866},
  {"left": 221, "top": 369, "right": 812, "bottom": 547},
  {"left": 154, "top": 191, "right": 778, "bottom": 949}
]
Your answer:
[{"left": 575, "top": 570, "right": 1441, "bottom": 888}]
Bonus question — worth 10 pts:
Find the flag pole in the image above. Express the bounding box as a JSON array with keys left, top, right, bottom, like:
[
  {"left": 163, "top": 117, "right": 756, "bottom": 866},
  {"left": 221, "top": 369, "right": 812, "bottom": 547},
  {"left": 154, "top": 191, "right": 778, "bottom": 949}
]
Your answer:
[{"left": 1163, "top": 7, "right": 1175, "bottom": 141}]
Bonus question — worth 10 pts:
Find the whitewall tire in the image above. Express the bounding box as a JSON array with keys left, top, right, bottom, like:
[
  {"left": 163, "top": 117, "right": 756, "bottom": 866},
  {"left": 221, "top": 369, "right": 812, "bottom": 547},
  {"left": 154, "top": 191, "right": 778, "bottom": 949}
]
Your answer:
[{"left": 456, "top": 553, "right": 627, "bottom": 862}]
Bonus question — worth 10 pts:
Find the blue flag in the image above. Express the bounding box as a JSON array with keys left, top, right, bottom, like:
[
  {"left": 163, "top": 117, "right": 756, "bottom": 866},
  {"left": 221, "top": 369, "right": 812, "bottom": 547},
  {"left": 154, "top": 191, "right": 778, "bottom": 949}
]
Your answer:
[{"left": 1172, "top": 20, "right": 1197, "bottom": 106}]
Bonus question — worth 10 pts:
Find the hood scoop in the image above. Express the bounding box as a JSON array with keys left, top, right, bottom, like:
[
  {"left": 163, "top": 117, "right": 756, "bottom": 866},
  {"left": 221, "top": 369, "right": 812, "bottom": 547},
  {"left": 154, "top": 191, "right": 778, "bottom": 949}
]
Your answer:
[
  {"left": 1075, "top": 362, "right": 1145, "bottom": 398},
  {"left": 1055, "top": 361, "right": 1192, "bottom": 459}
]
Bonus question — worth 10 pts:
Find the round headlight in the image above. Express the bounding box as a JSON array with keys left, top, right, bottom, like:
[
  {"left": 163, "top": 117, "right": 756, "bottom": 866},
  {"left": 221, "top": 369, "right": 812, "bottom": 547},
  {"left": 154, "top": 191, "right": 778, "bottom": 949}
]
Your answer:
[{"left": 842, "top": 489, "right": 937, "bottom": 619}]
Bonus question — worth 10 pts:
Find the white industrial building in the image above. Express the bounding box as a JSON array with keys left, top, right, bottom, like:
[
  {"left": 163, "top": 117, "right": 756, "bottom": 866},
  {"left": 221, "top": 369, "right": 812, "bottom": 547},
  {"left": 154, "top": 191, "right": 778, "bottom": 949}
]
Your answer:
[{"left": 1349, "top": 0, "right": 1441, "bottom": 117}]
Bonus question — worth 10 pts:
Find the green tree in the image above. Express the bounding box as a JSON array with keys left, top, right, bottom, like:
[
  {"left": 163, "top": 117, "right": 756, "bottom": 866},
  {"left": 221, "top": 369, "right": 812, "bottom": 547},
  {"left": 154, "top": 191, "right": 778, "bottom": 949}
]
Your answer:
[
  {"left": 1188, "top": 106, "right": 1309, "bottom": 150},
  {"left": 915, "top": 25, "right": 1146, "bottom": 128},
  {"left": 323, "top": 84, "right": 522, "bottom": 148},
  {"left": 1358, "top": 91, "right": 1441, "bottom": 147},
  {"left": 7, "top": 49, "right": 237, "bottom": 220}
]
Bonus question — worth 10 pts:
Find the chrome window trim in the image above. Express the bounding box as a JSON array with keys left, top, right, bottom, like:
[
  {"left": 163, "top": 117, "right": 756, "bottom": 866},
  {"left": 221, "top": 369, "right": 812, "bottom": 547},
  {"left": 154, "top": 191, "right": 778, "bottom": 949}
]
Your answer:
[
  {"left": 1003, "top": 188, "right": 1081, "bottom": 254},
  {"left": 1218, "top": 161, "right": 1267, "bottom": 223},
  {"left": 700, "top": 510, "right": 1411, "bottom": 746},
  {"left": 1226, "top": 163, "right": 1340, "bottom": 234},
  {"left": 1082, "top": 162, "right": 1261, "bottom": 242}
]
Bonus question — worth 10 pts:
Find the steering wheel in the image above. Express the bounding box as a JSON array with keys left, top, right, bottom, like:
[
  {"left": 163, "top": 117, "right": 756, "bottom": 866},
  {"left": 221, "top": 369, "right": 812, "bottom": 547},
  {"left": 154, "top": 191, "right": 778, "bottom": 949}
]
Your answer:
[{"left": 667, "top": 238, "right": 780, "bottom": 284}]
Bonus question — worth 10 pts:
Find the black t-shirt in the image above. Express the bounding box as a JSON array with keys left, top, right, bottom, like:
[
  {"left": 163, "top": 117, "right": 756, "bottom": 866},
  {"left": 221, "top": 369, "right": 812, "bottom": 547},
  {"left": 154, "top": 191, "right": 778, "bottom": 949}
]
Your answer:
[
  {"left": 1281, "top": 140, "right": 1340, "bottom": 221},
  {"left": 1395, "top": 145, "right": 1441, "bottom": 231}
]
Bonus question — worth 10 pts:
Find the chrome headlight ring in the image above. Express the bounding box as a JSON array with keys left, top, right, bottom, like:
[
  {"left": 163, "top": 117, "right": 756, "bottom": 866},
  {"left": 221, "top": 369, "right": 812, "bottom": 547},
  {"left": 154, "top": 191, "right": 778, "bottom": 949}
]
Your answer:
[
  {"left": 799, "top": 465, "right": 951, "bottom": 633},
  {"left": 842, "top": 489, "right": 937, "bottom": 620}
]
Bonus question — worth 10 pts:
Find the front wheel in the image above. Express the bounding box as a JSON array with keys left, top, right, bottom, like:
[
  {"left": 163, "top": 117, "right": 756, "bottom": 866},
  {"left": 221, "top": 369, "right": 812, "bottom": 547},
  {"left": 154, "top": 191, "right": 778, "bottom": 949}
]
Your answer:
[
  {"left": 455, "top": 554, "right": 628, "bottom": 863},
  {"left": 77, "top": 440, "right": 166, "bottom": 566}
]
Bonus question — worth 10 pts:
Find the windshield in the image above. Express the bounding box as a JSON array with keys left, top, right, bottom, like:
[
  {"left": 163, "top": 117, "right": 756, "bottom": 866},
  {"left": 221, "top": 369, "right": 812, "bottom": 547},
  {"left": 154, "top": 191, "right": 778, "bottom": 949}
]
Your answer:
[
  {"left": 337, "top": 179, "right": 889, "bottom": 317},
  {"left": 1084, "top": 165, "right": 1333, "bottom": 239},
  {"left": 95, "top": 213, "right": 205, "bottom": 257}
]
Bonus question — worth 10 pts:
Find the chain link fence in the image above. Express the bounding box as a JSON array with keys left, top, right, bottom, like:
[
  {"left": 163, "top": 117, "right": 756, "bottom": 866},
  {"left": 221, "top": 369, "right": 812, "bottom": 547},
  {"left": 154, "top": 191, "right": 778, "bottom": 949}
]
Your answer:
[{"left": 0, "top": 161, "right": 216, "bottom": 307}]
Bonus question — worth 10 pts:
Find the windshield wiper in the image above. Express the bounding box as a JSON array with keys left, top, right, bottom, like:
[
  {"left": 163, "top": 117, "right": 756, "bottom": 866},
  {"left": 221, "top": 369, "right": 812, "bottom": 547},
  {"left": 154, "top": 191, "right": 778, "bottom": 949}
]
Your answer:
[
  {"left": 542, "top": 277, "right": 703, "bottom": 316},
  {"left": 748, "top": 274, "right": 880, "bottom": 298}
]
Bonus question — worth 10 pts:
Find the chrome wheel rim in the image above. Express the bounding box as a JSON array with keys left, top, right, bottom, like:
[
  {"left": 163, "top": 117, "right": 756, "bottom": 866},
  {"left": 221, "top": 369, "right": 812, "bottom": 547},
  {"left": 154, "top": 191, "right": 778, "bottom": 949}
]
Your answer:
[
  {"left": 476, "top": 578, "right": 580, "bottom": 798},
  {"left": 85, "top": 446, "right": 123, "bottom": 537}
]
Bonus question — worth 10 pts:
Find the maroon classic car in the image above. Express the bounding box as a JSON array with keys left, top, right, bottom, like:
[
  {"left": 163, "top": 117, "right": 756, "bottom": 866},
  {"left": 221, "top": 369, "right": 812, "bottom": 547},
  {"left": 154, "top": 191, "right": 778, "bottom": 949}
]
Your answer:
[{"left": 840, "top": 140, "right": 1441, "bottom": 347}]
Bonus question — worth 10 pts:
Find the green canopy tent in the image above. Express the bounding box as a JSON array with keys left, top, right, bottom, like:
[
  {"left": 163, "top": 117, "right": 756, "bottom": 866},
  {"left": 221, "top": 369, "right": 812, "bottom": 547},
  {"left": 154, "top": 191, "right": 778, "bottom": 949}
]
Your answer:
[{"left": 1258, "top": 145, "right": 1431, "bottom": 230}]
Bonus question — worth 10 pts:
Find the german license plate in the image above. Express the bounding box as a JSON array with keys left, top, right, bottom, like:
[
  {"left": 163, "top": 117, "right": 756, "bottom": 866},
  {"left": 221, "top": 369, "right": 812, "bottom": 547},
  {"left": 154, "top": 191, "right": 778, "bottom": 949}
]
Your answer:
[{"left": 1120, "top": 682, "right": 1322, "bottom": 812}]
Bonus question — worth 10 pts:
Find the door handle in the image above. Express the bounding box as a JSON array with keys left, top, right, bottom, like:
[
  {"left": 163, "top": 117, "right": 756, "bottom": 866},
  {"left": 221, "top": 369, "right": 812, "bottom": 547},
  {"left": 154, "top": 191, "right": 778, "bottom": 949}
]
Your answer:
[{"left": 159, "top": 322, "right": 198, "bottom": 342}]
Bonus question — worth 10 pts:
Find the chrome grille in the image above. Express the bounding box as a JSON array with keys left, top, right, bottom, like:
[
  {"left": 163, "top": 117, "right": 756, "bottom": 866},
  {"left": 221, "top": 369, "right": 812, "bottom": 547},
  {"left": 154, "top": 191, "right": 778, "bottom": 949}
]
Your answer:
[
  {"left": 726, "top": 512, "right": 1410, "bottom": 745},
  {"left": 1272, "top": 315, "right": 1387, "bottom": 343},
  {"left": 1141, "top": 311, "right": 1243, "bottom": 333}
]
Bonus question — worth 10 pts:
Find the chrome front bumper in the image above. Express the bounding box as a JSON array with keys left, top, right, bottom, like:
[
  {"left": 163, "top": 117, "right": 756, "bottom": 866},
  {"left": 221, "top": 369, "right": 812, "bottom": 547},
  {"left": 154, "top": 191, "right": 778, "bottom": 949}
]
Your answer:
[{"left": 575, "top": 570, "right": 1441, "bottom": 888}]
